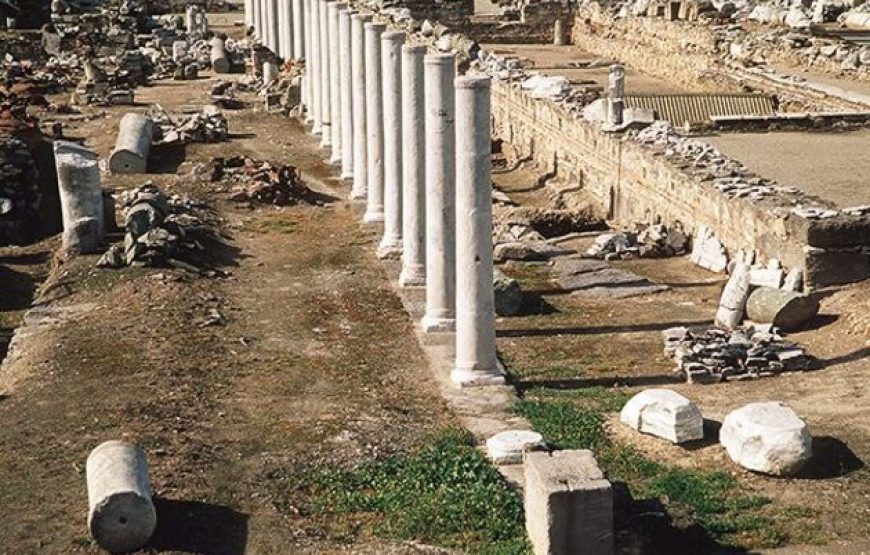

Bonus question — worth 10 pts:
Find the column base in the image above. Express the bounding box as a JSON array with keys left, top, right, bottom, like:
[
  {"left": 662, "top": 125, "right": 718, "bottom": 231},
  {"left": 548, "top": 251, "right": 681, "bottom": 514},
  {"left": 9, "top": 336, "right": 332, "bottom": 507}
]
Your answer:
[
  {"left": 377, "top": 239, "right": 402, "bottom": 260},
  {"left": 362, "top": 209, "right": 384, "bottom": 223},
  {"left": 451, "top": 366, "right": 507, "bottom": 388},
  {"left": 420, "top": 315, "right": 455, "bottom": 333},
  {"left": 399, "top": 267, "right": 425, "bottom": 287}
]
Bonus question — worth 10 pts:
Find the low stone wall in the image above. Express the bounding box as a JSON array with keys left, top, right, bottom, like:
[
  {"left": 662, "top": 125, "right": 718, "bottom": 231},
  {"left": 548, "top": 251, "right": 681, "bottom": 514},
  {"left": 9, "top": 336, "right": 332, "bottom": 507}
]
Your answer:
[{"left": 491, "top": 81, "right": 870, "bottom": 288}]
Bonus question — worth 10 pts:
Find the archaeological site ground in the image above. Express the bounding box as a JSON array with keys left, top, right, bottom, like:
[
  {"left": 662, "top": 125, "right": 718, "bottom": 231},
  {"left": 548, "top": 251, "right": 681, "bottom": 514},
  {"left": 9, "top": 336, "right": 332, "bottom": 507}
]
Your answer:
[{"left": 0, "top": 0, "right": 867, "bottom": 553}]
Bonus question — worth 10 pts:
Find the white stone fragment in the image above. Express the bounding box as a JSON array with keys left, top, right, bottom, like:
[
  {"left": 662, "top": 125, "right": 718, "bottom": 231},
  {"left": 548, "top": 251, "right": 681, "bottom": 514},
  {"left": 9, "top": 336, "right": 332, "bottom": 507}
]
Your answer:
[
  {"left": 620, "top": 389, "right": 704, "bottom": 444},
  {"left": 486, "top": 430, "right": 545, "bottom": 464},
  {"left": 720, "top": 402, "right": 812, "bottom": 476}
]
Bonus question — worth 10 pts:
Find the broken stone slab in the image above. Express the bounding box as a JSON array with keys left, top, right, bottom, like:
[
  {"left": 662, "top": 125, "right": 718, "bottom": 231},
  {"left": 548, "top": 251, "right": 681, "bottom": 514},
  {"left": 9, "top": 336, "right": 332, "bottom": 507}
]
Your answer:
[
  {"left": 715, "top": 261, "right": 750, "bottom": 330},
  {"left": 486, "top": 430, "right": 545, "bottom": 464},
  {"left": 54, "top": 141, "right": 104, "bottom": 254},
  {"left": 745, "top": 287, "right": 819, "bottom": 331},
  {"left": 570, "top": 283, "right": 670, "bottom": 299},
  {"left": 552, "top": 256, "right": 609, "bottom": 276},
  {"left": 690, "top": 225, "right": 728, "bottom": 273},
  {"left": 720, "top": 402, "right": 812, "bottom": 476},
  {"left": 86, "top": 441, "right": 157, "bottom": 552},
  {"left": 524, "top": 450, "right": 613, "bottom": 555},
  {"left": 557, "top": 267, "right": 648, "bottom": 291},
  {"left": 620, "top": 389, "right": 704, "bottom": 444},
  {"left": 494, "top": 267, "right": 523, "bottom": 317},
  {"left": 109, "top": 113, "right": 155, "bottom": 174}
]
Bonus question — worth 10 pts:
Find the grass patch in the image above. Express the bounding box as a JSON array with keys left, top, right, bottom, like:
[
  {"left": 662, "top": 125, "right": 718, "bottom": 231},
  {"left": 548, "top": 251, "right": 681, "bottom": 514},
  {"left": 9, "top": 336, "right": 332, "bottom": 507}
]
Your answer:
[
  {"left": 514, "top": 388, "right": 819, "bottom": 551},
  {"left": 299, "top": 427, "right": 529, "bottom": 554}
]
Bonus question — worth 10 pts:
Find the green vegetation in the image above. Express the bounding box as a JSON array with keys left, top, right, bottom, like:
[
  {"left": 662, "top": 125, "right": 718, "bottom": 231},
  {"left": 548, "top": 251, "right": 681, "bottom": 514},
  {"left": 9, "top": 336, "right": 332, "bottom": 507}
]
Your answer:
[
  {"left": 302, "top": 427, "right": 530, "bottom": 554},
  {"left": 515, "top": 387, "right": 819, "bottom": 550}
]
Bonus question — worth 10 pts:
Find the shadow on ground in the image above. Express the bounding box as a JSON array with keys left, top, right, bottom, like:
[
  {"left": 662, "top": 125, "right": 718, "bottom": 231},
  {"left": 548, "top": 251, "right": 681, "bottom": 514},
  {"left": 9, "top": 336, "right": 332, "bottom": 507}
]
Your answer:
[{"left": 150, "top": 498, "right": 249, "bottom": 555}]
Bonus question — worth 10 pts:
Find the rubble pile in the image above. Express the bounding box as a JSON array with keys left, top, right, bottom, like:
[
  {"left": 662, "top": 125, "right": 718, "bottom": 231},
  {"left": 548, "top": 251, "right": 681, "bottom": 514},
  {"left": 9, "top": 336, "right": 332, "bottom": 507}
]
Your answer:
[
  {"left": 585, "top": 224, "right": 689, "bottom": 260},
  {"left": 98, "top": 182, "right": 211, "bottom": 269},
  {"left": 663, "top": 324, "right": 811, "bottom": 384},
  {"left": 151, "top": 106, "right": 229, "bottom": 145},
  {"left": 208, "top": 157, "right": 321, "bottom": 207},
  {"left": 0, "top": 136, "right": 41, "bottom": 245}
]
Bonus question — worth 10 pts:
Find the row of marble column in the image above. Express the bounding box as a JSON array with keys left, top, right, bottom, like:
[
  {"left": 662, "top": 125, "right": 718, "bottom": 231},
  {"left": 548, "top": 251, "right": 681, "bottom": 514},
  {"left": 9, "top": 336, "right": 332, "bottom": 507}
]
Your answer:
[{"left": 246, "top": 0, "right": 503, "bottom": 387}]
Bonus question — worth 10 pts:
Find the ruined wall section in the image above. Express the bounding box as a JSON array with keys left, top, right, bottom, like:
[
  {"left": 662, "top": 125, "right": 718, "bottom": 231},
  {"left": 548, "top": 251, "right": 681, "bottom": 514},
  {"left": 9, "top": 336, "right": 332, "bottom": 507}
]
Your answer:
[{"left": 491, "top": 81, "right": 869, "bottom": 287}]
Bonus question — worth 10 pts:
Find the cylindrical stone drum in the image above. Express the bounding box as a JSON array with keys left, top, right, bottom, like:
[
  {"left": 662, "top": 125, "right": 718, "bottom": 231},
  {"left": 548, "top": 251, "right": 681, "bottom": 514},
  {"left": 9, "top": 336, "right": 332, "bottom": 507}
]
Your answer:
[{"left": 86, "top": 441, "right": 157, "bottom": 553}]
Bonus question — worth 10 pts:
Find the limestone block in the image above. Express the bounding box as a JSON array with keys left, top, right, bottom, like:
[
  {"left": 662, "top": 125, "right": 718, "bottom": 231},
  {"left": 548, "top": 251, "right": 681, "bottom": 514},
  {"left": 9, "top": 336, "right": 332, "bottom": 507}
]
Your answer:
[
  {"left": 745, "top": 287, "right": 819, "bottom": 331},
  {"left": 720, "top": 402, "right": 812, "bottom": 476},
  {"left": 486, "top": 430, "right": 545, "bottom": 464},
  {"left": 86, "top": 441, "right": 157, "bottom": 552},
  {"left": 620, "top": 389, "right": 704, "bottom": 444},
  {"left": 524, "top": 450, "right": 613, "bottom": 555},
  {"left": 714, "top": 261, "right": 750, "bottom": 330}
]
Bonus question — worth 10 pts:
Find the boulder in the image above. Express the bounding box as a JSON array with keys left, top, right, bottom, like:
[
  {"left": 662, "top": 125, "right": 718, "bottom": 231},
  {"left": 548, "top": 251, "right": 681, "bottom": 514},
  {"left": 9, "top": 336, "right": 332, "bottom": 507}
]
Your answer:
[
  {"left": 620, "top": 389, "right": 704, "bottom": 444},
  {"left": 494, "top": 268, "right": 523, "bottom": 316},
  {"left": 720, "top": 402, "right": 812, "bottom": 476},
  {"left": 745, "top": 287, "right": 819, "bottom": 331}
]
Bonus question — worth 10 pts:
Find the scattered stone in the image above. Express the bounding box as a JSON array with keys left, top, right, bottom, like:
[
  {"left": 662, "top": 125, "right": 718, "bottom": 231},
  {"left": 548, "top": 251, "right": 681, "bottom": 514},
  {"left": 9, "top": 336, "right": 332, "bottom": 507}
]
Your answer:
[
  {"left": 720, "top": 402, "right": 812, "bottom": 476},
  {"left": 620, "top": 389, "right": 704, "bottom": 444},
  {"left": 745, "top": 287, "right": 820, "bottom": 331},
  {"left": 664, "top": 324, "right": 811, "bottom": 383},
  {"left": 486, "top": 430, "right": 545, "bottom": 464},
  {"left": 494, "top": 267, "right": 523, "bottom": 316}
]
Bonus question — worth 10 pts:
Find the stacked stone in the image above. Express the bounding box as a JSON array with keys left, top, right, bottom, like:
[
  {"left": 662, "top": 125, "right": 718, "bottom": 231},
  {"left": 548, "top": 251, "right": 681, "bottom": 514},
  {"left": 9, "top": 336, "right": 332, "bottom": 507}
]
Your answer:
[{"left": 663, "top": 325, "right": 810, "bottom": 384}]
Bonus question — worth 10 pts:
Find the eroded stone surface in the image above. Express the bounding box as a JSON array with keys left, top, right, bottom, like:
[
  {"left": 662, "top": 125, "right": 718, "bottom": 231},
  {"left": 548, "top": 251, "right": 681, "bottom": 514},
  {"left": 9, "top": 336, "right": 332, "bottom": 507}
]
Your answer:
[
  {"left": 720, "top": 402, "right": 812, "bottom": 476},
  {"left": 620, "top": 388, "right": 704, "bottom": 444}
]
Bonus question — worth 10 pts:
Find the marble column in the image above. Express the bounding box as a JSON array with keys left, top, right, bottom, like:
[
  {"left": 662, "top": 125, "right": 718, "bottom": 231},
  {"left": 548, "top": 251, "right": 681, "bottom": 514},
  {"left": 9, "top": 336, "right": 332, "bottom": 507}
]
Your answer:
[
  {"left": 377, "top": 31, "right": 405, "bottom": 259},
  {"left": 349, "top": 13, "right": 371, "bottom": 199},
  {"left": 399, "top": 44, "right": 426, "bottom": 286},
  {"left": 292, "top": 0, "right": 304, "bottom": 58},
  {"left": 328, "top": 2, "right": 345, "bottom": 163},
  {"left": 338, "top": 7, "right": 354, "bottom": 180},
  {"left": 421, "top": 53, "right": 456, "bottom": 333},
  {"left": 318, "top": 0, "right": 332, "bottom": 148},
  {"left": 363, "top": 22, "right": 386, "bottom": 223},
  {"left": 451, "top": 75, "right": 504, "bottom": 387}
]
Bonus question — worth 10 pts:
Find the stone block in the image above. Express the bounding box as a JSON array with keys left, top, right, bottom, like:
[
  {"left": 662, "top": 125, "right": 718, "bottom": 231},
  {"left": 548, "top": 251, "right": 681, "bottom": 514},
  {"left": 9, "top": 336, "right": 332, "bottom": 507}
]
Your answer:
[
  {"left": 524, "top": 450, "right": 613, "bottom": 555},
  {"left": 720, "top": 402, "right": 812, "bottom": 476},
  {"left": 620, "top": 389, "right": 704, "bottom": 444}
]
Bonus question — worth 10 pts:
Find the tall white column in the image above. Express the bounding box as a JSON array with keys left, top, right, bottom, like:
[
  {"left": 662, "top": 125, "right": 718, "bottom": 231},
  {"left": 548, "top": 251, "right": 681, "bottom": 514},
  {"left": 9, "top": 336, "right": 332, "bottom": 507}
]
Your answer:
[
  {"left": 278, "top": 0, "right": 293, "bottom": 59},
  {"left": 292, "top": 0, "right": 304, "bottom": 59},
  {"left": 363, "top": 22, "right": 386, "bottom": 223},
  {"left": 338, "top": 7, "right": 354, "bottom": 180},
  {"left": 265, "top": 0, "right": 279, "bottom": 52},
  {"left": 318, "top": 0, "right": 332, "bottom": 148},
  {"left": 328, "top": 2, "right": 345, "bottom": 164},
  {"left": 421, "top": 53, "right": 456, "bottom": 333},
  {"left": 309, "top": 0, "right": 321, "bottom": 132},
  {"left": 349, "top": 13, "right": 370, "bottom": 199},
  {"left": 451, "top": 75, "right": 504, "bottom": 387},
  {"left": 377, "top": 31, "right": 405, "bottom": 259},
  {"left": 399, "top": 44, "right": 426, "bottom": 287}
]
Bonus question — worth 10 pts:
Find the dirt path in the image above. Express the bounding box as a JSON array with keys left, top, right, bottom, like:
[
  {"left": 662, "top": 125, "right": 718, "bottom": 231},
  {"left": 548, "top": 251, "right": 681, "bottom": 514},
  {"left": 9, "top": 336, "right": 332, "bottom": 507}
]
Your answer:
[{"left": 0, "top": 74, "right": 453, "bottom": 553}]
